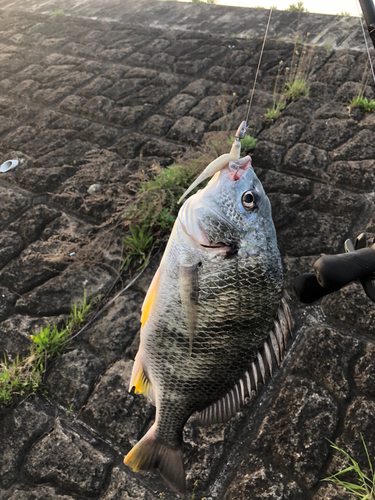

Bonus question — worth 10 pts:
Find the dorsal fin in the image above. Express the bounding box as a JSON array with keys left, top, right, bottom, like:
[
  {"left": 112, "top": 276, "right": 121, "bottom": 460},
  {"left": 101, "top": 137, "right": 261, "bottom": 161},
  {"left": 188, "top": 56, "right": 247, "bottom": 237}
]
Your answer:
[{"left": 196, "top": 292, "right": 293, "bottom": 426}]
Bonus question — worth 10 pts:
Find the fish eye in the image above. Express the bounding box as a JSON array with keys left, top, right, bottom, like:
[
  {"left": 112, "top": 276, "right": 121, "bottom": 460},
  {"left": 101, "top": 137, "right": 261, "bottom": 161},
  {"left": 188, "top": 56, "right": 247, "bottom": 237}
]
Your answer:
[{"left": 241, "top": 190, "right": 258, "bottom": 210}]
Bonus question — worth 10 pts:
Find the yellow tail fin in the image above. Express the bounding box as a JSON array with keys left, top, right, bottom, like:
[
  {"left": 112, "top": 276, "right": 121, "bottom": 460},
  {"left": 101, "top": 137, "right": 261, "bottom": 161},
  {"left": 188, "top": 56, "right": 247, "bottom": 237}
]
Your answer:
[{"left": 124, "top": 425, "right": 186, "bottom": 496}]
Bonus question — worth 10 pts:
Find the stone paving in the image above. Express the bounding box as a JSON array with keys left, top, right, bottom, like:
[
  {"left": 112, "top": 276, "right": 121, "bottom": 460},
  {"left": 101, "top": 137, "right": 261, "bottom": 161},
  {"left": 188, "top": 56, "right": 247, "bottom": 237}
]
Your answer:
[{"left": 0, "top": 1, "right": 375, "bottom": 499}]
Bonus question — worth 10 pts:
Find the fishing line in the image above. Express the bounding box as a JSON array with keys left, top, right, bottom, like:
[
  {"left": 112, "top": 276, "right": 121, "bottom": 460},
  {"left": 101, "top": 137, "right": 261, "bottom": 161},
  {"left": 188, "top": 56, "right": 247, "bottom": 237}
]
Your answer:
[
  {"left": 357, "top": 0, "right": 375, "bottom": 85},
  {"left": 245, "top": 7, "right": 273, "bottom": 123}
]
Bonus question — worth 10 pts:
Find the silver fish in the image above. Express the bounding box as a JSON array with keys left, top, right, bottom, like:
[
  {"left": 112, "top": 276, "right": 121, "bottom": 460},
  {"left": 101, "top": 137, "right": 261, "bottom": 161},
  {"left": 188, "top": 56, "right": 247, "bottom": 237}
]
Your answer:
[{"left": 124, "top": 155, "right": 291, "bottom": 495}]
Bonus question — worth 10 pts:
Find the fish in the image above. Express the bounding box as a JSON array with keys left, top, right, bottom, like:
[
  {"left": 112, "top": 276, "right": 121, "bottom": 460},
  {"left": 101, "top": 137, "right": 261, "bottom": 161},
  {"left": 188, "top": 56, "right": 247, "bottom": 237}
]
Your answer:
[{"left": 124, "top": 154, "right": 292, "bottom": 496}]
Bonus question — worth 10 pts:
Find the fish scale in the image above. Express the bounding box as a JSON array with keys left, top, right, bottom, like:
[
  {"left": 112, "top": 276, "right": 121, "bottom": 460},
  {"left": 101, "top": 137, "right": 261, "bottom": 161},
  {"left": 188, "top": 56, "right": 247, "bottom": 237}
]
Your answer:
[{"left": 124, "top": 156, "right": 286, "bottom": 495}]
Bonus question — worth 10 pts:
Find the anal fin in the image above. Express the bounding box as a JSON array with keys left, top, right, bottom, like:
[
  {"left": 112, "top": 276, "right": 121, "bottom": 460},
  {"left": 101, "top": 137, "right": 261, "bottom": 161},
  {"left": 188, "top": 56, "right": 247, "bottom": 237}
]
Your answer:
[{"left": 196, "top": 291, "right": 293, "bottom": 427}]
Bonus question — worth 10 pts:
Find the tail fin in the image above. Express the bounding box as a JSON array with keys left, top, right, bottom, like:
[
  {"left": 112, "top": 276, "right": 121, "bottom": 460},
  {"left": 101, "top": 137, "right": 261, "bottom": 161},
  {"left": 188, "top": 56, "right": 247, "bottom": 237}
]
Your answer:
[{"left": 124, "top": 425, "right": 186, "bottom": 496}]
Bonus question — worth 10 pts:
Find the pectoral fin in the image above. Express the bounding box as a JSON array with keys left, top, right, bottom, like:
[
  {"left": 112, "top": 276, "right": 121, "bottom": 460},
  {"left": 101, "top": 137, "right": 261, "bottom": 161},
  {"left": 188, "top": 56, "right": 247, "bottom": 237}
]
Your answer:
[{"left": 179, "top": 263, "right": 200, "bottom": 355}]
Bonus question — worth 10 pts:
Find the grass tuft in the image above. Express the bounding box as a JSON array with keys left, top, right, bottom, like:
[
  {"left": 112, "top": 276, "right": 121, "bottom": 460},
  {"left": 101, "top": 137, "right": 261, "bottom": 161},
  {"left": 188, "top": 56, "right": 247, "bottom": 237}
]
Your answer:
[
  {"left": 265, "top": 101, "right": 285, "bottom": 123},
  {"left": 52, "top": 9, "right": 65, "bottom": 15},
  {"left": 287, "top": 1, "right": 308, "bottom": 12},
  {"left": 323, "top": 436, "right": 375, "bottom": 499},
  {"left": 0, "top": 291, "right": 94, "bottom": 406},
  {"left": 350, "top": 96, "right": 375, "bottom": 113},
  {"left": 120, "top": 162, "right": 203, "bottom": 270},
  {"left": 284, "top": 79, "right": 310, "bottom": 99},
  {"left": 226, "top": 134, "right": 256, "bottom": 155}
]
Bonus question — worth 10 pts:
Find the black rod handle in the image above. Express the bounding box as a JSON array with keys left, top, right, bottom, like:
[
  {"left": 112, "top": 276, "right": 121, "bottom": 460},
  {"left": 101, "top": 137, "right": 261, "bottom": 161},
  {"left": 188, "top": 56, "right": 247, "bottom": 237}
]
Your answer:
[
  {"left": 359, "top": 0, "right": 375, "bottom": 27},
  {"left": 314, "top": 247, "right": 375, "bottom": 289},
  {"left": 293, "top": 273, "right": 336, "bottom": 303},
  {"left": 358, "top": 0, "right": 375, "bottom": 49}
]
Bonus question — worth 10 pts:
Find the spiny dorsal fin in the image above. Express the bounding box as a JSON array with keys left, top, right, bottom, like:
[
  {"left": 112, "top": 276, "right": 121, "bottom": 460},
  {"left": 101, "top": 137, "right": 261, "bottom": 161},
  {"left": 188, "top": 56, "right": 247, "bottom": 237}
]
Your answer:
[{"left": 196, "top": 292, "right": 293, "bottom": 427}]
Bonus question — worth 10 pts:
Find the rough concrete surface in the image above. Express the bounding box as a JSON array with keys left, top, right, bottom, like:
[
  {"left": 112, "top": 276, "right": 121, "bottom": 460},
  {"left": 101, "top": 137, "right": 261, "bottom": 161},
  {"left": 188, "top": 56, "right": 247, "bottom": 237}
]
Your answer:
[{"left": 0, "top": 1, "right": 375, "bottom": 499}]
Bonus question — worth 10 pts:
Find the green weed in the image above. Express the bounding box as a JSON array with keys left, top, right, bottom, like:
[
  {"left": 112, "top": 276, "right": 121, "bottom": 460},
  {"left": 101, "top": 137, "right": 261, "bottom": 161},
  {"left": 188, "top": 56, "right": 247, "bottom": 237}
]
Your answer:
[
  {"left": 226, "top": 134, "right": 256, "bottom": 154},
  {"left": 52, "top": 9, "right": 65, "bottom": 15},
  {"left": 323, "top": 436, "right": 375, "bottom": 499},
  {"left": 120, "top": 161, "right": 204, "bottom": 270},
  {"left": 283, "top": 32, "right": 314, "bottom": 101},
  {"left": 265, "top": 101, "right": 285, "bottom": 123},
  {"left": 324, "top": 42, "right": 332, "bottom": 54},
  {"left": 0, "top": 356, "right": 40, "bottom": 405},
  {"left": 350, "top": 96, "right": 375, "bottom": 113},
  {"left": 265, "top": 60, "right": 286, "bottom": 123},
  {"left": 0, "top": 292, "right": 94, "bottom": 406},
  {"left": 191, "top": 480, "right": 198, "bottom": 500},
  {"left": 67, "top": 290, "right": 93, "bottom": 331},
  {"left": 121, "top": 226, "right": 154, "bottom": 271},
  {"left": 338, "top": 11, "right": 351, "bottom": 16},
  {"left": 284, "top": 79, "right": 310, "bottom": 99},
  {"left": 287, "top": 1, "right": 308, "bottom": 12}
]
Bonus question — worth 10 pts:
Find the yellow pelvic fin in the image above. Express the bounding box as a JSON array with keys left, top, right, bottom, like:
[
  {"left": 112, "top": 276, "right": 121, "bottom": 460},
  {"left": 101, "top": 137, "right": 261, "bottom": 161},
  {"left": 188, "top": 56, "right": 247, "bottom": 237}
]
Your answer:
[
  {"left": 141, "top": 268, "right": 160, "bottom": 328},
  {"left": 131, "top": 361, "right": 154, "bottom": 402}
]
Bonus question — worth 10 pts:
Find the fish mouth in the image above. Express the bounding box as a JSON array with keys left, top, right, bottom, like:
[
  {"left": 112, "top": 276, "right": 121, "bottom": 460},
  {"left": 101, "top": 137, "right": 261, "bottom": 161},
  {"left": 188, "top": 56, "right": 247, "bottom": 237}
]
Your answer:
[{"left": 200, "top": 242, "right": 230, "bottom": 250}]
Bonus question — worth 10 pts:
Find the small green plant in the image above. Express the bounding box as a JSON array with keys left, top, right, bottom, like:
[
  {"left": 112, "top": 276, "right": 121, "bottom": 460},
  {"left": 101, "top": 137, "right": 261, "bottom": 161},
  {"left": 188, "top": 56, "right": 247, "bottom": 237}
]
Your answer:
[
  {"left": 121, "top": 226, "right": 154, "bottom": 271},
  {"left": 191, "top": 480, "right": 198, "bottom": 500},
  {"left": 265, "top": 101, "right": 285, "bottom": 123},
  {"left": 287, "top": 1, "right": 308, "bottom": 12},
  {"left": 120, "top": 162, "right": 204, "bottom": 271},
  {"left": 52, "top": 9, "right": 65, "bottom": 15},
  {"left": 226, "top": 134, "right": 256, "bottom": 154},
  {"left": 282, "top": 33, "right": 314, "bottom": 103},
  {"left": 68, "top": 289, "right": 94, "bottom": 331},
  {"left": 338, "top": 11, "right": 351, "bottom": 16},
  {"left": 284, "top": 79, "right": 310, "bottom": 99},
  {"left": 0, "top": 292, "right": 94, "bottom": 406},
  {"left": 350, "top": 96, "right": 375, "bottom": 113},
  {"left": 323, "top": 436, "right": 375, "bottom": 499},
  {"left": 266, "top": 59, "right": 286, "bottom": 124},
  {"left": 0, "top": 356, "right": 40, "bottom": 405},
  {"left": 324, "top": 42, "right": 332, "bottom": 55}
]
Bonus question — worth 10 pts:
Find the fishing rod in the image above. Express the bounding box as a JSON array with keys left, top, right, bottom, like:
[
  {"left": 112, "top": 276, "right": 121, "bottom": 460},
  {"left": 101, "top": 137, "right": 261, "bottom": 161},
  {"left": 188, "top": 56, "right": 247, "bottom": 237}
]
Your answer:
[
  {"left": 359, "top": 0, "right": 375, "bottom": 49},
  {"left": 293, "top": 1, "right": 375, "bottom": 303}
]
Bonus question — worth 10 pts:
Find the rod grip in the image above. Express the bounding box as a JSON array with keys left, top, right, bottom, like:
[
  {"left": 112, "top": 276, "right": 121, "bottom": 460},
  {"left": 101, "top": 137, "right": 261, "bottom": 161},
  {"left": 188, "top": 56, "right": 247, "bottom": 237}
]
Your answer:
[
  {"left": 293, "top": 273, "right": 335, "bottom": 303},
  {"left": 359, "top": 0, "right": 375, "bottom": 28},
  {"left": 314, "top": 248, "right": 375, "bottom": 289}
]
